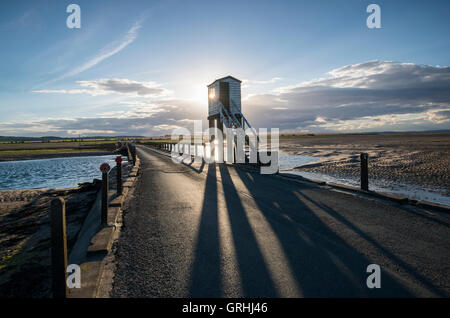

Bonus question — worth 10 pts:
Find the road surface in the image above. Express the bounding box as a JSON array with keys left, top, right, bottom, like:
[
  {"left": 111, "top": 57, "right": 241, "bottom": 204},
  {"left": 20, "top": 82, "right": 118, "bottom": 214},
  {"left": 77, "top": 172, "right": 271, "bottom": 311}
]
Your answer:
[{"left": 110, "top": 145, "right": 450, "bottom": 297}]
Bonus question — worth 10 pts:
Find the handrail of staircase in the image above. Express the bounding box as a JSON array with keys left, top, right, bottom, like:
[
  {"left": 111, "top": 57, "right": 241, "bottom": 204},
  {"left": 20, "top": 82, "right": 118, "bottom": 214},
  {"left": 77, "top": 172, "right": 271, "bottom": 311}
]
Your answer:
[
  {"left": 219, "top": 107, "right": 231, "bottom": 128},
  {"left": 219, "top": 102, "right": 241, "bottom": 129},
  {"left": 225, "top": 101, "right": 243, "bottom": 128},
  {"left": 229, "top": 100, "right": 259, "bottom": 142}
]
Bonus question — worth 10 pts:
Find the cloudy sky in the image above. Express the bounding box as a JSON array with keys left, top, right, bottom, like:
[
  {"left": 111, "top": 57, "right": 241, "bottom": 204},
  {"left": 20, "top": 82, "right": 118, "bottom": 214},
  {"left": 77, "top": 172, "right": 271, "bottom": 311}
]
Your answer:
[{"left": 0, "top": 0, "right": 449, "bottom": 136}]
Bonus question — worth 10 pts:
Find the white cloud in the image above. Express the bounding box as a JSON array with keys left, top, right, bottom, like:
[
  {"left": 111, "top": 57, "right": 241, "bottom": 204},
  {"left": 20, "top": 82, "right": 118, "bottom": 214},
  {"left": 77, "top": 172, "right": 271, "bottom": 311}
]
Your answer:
[
  {"left": 277, "top": 60, "right": 450, "bottom": 91},
  {"left": 0, "top": 99, "right": 206, "bottom": 137},
  {"left": 6, "top": 61, "right": 450, "bottom": 136},
  {"left": 426, "top": 110, "right": 450, "bottom": 124},
  {"left": 67, "top": 129, "right": 117, "bottom": 135},
  {"left": 56, "top": 19, "right": 143, "bottom": 81},
  {"left": 32, "top": 89, "right": 93, "bottom": 95},
  {"left": 33, "top": 78, "right": 170, "bottom": 97},
  {"left": 78, "top": 78, "right": 168, "bottom": 96},
  {"left": 244, "top": 61, "right": 450, "bottom": 132},
  {"left": 153, "top": 124, "right": 183, "bottom": 131}
]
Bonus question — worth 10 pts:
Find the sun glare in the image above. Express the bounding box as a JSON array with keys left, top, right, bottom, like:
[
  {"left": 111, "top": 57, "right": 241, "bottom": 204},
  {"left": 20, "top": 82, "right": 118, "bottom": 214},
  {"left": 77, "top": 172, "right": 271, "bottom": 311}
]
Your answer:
[{"left": 208, "top": 86, "right": 216, "bottom": 100}]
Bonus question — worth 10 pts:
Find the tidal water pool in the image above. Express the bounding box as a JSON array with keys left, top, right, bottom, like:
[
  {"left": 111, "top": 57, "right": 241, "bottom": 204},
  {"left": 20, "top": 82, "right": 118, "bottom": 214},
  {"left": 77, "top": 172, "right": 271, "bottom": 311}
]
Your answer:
[{"left": 0, "top": 155, "right": 125, "bottom": 190}]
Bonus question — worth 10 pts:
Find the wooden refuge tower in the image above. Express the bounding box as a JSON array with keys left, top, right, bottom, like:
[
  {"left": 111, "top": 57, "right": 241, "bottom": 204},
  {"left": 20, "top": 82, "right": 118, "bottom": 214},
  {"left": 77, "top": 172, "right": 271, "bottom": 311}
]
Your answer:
[
  {"left": 207, "top": 75, "right": 256, "bottom": 136},
  {"left": 207, "top": 75, "right": 258, "bottom": 161}
]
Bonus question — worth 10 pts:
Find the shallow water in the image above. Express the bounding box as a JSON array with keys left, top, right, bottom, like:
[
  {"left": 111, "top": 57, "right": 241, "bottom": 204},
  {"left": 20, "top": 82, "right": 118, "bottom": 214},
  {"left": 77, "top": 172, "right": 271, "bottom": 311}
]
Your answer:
[
  {"left": 278, "top": 152, "right": 318, "bottom": 170},
  {"left": 0, "top": 155, "right": 125, "bottom": 190},
  {"left": 278, "top": 152, "right": 449, "bottom": 207}
]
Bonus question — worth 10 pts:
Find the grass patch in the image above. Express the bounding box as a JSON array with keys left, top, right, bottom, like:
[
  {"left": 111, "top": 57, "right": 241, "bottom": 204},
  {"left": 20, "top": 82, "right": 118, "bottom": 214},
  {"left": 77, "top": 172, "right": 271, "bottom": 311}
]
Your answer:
[{"left": 0, "top": 148, "right": 107, "bottom": 156}]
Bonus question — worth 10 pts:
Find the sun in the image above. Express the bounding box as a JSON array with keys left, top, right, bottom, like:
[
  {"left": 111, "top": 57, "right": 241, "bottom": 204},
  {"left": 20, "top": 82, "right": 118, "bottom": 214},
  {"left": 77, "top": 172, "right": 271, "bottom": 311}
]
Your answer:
[{"left": 189, "top": 84, "right": 209, "bottom": 105}]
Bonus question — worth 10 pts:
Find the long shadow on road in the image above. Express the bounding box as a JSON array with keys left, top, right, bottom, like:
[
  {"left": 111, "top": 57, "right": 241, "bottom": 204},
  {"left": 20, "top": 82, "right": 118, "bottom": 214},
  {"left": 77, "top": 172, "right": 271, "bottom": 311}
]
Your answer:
[
  {"left": 230, "top": 166, "right": 415, "bottom": 297},
  {"left": 181, "top": 156, "right": 446, "bottom": 297},
  {"left": 188, "top": 163, "right": 418, "bottom": 297},
  {"left": 188, "top": 164, "right": 222, "bottom": 297},
  {"left": 218, "top": 164, "right": 279, "bottom": 297},
  {"left": 296, "top": 191, "right": 448, "bottom": 297}
]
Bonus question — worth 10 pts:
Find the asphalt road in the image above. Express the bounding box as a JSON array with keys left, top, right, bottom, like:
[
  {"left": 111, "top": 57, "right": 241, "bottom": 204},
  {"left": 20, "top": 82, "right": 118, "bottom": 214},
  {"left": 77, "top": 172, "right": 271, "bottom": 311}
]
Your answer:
[{"left": 110, "top": 145, "right": 450, "bottom": 297}]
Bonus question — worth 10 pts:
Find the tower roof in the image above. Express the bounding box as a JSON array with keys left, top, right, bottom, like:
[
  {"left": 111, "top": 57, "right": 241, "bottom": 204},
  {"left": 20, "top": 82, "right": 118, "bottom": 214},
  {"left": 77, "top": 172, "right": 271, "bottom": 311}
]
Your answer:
[{"left": 207, "top": 76, "right": 242, "bottom": 87}]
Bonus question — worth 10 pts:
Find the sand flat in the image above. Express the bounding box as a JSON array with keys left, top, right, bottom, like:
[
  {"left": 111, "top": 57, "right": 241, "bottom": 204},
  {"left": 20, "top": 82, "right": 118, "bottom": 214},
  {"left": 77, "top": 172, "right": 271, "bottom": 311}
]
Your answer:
[{"left": 280, "top": 132, "right": 450, "bottom": 196}]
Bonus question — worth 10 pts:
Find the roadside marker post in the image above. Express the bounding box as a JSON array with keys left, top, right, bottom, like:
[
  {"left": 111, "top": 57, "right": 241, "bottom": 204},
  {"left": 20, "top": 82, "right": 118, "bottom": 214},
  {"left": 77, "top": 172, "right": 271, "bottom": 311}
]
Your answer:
[
  {"left": 361, "top": 153, "right": 369, "bottom": 191},
  {"left": 131, "top": 144, "right": 137, "bottom": 165},
  {"left": 100, "top": 163, "right": 111, "bottom": 225},
  {"left": 115, "top": 156, "right": 123, "bottom": 196},
  {"left": 51, "top": 197, "right": 68, "bottom": 299},
  {"left": 127, "top": 143, "right": 136, "bottom": 166}
]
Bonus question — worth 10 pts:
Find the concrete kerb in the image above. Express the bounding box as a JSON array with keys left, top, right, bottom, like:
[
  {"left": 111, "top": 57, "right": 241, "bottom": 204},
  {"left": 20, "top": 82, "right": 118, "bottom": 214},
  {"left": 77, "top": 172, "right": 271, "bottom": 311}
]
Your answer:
[
  {"left": 86, "top": 226, "right": 115, "bottom": 257},
  {"left": 277, "top": 171, "right": 450, "bottom": 214},
  {"left": 68, "top": 155, "right": 140, "bottom": 298},
  {"left": 415, "top": 201, "right": 450, "bottom": 213}
]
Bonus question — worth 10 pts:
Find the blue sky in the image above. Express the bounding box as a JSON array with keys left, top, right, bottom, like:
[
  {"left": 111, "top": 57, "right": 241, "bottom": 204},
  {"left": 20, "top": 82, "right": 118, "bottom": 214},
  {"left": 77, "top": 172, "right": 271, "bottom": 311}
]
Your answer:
[{"left": 0, "top": 0, "right": 449, "bottom": 136}]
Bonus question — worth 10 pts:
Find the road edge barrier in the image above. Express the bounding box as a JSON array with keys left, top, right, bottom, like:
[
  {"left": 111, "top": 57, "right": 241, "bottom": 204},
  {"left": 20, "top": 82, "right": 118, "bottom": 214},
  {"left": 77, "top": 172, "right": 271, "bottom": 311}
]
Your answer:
[{"left": 67, "top": 153, "right": 140, "bottom": 298}]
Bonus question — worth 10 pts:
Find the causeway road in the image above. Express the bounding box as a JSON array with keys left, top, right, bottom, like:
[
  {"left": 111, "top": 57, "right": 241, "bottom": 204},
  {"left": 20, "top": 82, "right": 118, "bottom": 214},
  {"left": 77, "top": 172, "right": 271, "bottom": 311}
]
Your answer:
[{"left": 110, "top": 145, "right": 450, "bottom": 297}]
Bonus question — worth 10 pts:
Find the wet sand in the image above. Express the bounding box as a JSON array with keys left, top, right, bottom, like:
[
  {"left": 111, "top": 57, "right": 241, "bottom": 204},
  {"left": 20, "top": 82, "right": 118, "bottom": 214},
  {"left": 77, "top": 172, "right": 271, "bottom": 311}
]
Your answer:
[
  {"left": 0, "top": 183, "right": 101, "bottom": 297},
  {"left": 280, "top": 132, "right": 450, "bottom": 197}
]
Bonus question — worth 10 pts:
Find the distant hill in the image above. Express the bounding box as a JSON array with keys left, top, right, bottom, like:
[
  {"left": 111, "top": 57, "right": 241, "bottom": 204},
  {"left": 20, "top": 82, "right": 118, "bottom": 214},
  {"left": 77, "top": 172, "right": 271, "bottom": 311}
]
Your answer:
[
  {"left": 1, "top": 130, "right": 449, "bottom": 143},
  {"left": 0, "top": 136, "right": 62, "bottom": 142},
  {"left": 0, "top": 136, "right": 145, "bottom": 142}
]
